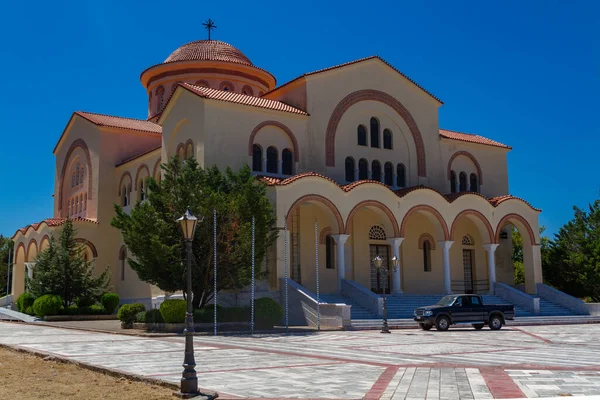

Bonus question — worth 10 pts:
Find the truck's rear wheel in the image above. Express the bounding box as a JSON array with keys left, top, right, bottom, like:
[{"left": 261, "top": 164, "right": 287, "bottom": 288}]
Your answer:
[
  {"left": 419, "top": 323, "right": 432, "bottom": 331},
  {"left": 473, "top": 323, "right": 484, "bottom": 330},
  {"left": 435, "top": 316, "right": 450, "bottom": 331},
  {"left": 489, "top": 315, "right": 503, "bottom": 330}
]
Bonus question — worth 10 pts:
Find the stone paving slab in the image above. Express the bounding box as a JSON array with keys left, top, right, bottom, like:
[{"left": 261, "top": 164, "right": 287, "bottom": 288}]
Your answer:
[{"left": 2, "top": 321, "right": 600, "bottom": 399}]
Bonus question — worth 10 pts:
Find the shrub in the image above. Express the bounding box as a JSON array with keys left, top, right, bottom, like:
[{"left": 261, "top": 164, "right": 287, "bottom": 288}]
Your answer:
[
  {"left": 159, "top": 299, "right": 187, "bottom": 323},
  {"left": 135, "top": 309, "right": 164, "bottom": 324},
  {"left": 16, "top": 293, "right": 36, "bottom": 313},
  {"left": 89, "top": 304, "right": 107, "bottom": 315},
  {"left": 101, "top": 293, "right": 120, "bottom": 314},
  {"left": 254, "top": 298, "right": 283, "bottom": 328},
  {"left": 75, "top": 296, "right": 96, "bottom": 308},
  {"left": 32, "top": 294, "right": 63, "bottom": 317},
  {"left": 222, "top": 306, "right": 251, "bottom": 322},
  {"left": 117, "top": 303, "right": 146, "bottom": 324},
  {"left": 24, "top": 306, "right": 34, "bottom": 316},
  {"left": 134, "top": 311, "right": 146, "bottom": 323}
]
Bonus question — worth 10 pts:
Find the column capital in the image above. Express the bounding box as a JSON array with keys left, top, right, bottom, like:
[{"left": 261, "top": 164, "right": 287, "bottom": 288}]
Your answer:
[
  {"left": 386, "top": 237, "right": 404, "bottom": 246},
  {"left": 331, "top": 234, "right": 350, "bottom": 245},
  {"left": 438, "top": 240, "right": 454, "bottom": 250},
  {"left": 483, "top": 243, "right": 500, "bottom": 252}
]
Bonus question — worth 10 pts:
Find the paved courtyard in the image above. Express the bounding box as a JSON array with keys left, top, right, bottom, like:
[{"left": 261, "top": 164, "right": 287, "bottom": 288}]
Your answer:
[{"left": 1, "top": 322, "right": 600, "bottom": 399}]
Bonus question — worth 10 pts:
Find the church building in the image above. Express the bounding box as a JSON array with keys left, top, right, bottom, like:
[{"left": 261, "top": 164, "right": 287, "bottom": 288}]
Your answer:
[{"left": 8, "top": 37, "right": 549, "bottom": 323}]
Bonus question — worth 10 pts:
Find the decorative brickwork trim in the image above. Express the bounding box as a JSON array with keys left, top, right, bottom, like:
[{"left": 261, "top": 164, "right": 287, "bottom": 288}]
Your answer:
[
  {"left": 134, "top": 164, "right": 150, "bottom": 190},
  {"left": 400, "top": 205, "right": 450, "bottom": 240},
  {"left": 285, "top": 195, "right": 344, "bottom": 234},
  {"left": 15, "top": 242, "right": 26, "bottom": 260},
  {"left": 495, "top": 213, "right": 538, "bottom": 245},
  {"left": 117, "top": 172, "right": 133, "bottom": 196},
  {"left": 40, "top": 235, "right": 50, "bottom": 251},
  {"left": 249, "top": 121, "right": 300, "bottom": 162},
  {"left": 325, "top": 89, "right": 427, "bottom": 177},
  {"left": 345, "top": 200, "right": 400, "bottom": 237},
  {"left": 319, "top": 226, "right": 332, "bottom": 245},
  {"left": 219, "top": 81, "right": 235, "bottom": 91},
  {"left": 147, "top": 67, "right": 271, "bottom": 89},
  {"left": 75, "top": 238, "right": 98, "bottom": 258},
  {"left": 450, "top": 209, "right": 494, "bottom": 244},
  {"left": 59, "top": 139, "right": 93, "bottom": 211},
  {"left": 447, "top": 150, "right": 483, "bottom": 185},
  {"left": 26, "top": 239, "right": 38, "bottom": 262},
  {"left": 418, "top": 233, "right": 437, "bottom": 250}
]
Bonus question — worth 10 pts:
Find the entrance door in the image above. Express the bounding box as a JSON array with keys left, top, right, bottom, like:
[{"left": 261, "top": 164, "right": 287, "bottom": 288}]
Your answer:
[
  {"left": 462, "top": 249, "right": 474, "bottom": 294},
  {"left": 370, "top": 245, "right": 390, "bottom": 294}
]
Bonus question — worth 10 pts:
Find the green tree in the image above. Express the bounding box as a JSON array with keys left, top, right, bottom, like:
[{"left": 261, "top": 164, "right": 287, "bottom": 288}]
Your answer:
[
  {"left": 0, "top": 235, "right": 13, "bottom": 297},
  {"left": 28, "top": 219, "right": 110, "bottom": 308},
  {"left": 111, "top": 158, "right": 277, "bottom": 309},
  {"left": 543, "top": 200, "right": 600, "bottom": 302},
  {"left": 512, "top": 226, "right": 551, "bottom": 285}
]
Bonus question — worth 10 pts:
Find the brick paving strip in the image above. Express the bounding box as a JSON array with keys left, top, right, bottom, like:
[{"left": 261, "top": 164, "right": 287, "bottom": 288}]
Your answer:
[{"left": 2, "top": 321, "right": 600, "bottom": 399}]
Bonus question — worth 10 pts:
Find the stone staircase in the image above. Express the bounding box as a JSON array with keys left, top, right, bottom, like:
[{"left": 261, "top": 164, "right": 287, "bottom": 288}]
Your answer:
[{"left": 319, "top": 294, "right": 376, "bottom": 320}]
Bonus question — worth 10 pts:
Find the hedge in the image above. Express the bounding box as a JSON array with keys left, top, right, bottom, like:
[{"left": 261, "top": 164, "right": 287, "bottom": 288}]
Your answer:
[
  {"left": 16, "top": 293, "right": 36, "bottom": 313},
  {"left": 101, "top": 293, "right": 120, "bottom": 314},
  {"left": 117, "top": 303, "right": 146, "bottom": 324},
  {"left": 32, "top": 294, "right": 63, "bottom": 317},
  {"left": 159, "top": 299, "right": 187, "bottom": 323},
  {"left": 254, "top": 298, "right": 283, "bottom": 328},
  {"left": 135, "top": 309, "right": 164, "bottom": 324}
]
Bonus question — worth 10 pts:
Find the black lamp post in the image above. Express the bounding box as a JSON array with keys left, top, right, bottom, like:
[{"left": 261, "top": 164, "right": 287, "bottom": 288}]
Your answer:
[
  {"left": 374, "top": 255, "right": 399, "bottom": 334},
  {"left": 176, "top": 209, "right": 199, "bottom": 398}
]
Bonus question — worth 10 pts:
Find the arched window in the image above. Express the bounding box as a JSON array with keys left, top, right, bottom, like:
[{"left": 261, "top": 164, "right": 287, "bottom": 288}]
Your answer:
[
  {"left": 177, "top": 145, "right": 185, "bottom": 160},
  {"left": 459, "top": 172, "right": 467, "bottom": 192},
  {"left": 185, "top": 142, "right": 193, "bottom": 159},
  {"left": 470, "top": 173, "right": 478, "bottom": 192},
  {"left": 76, "top": 197, "right": 80, "bottom": 214},
  {"left": 369, "top": 225, "right": 387, "bottom": 240},
  {"left": 156, "top": 86, "right": 165, "bottom": 110},
  {"left": 282, "top": 149, "right": 293, "bottom": 175},
  {"left": 80, "top": 166, "right": 85, "bottom": 185},
  {"left": 76, "top": 164, "right": 80, "bottom": 185},
  {"left": 358, "top": 159, "right": 368, "bottom": 180},
  {"left": 423, "top": 240, "right": 432, "bottom": 272},
  {"left": 72, "top": 172, "right": 76, "bottom": 188},
  {"left": 345, "top": 157, "right": 355, "bottom": 182},
  {"left": 357, "top": 125, "right": 367, "bottom": 146},
  {"left": 370, "top": 117, "right": 380, "bottom": 148},
  {"left": 384, "top": 162, "right": 393, "bottom": 186},
  {"left": 83, "top": 193, "right": 87, "bottom": 211},
  {"left": 462, "top": 235, "right": 474, "bottom": 246},
  {"left": 242, "top": 85, "right": 254, "bottom": 96},
  {"left": 396, "top": 164, "right": 406, "bottom": 187},
  {"left": 139, "top": 180, "right": 145, "bottom": 201},
  {"left": 122, "top": 186, "right": 128, "bottom": 206},
  {"left": 266, "top": 146, "right": 278, "bottom": 174},
  {"left": 325, "top": 235, "right": 335, "bottom": 269},
  {"left": 220, "top": 81, "right": 234, "bottom": 91},
  {"left": 127, "top": 184, "right": 132, "bottom": 206},
  {"left": 371, "top": 160, "right": 381, "bottom": 181},
  {"left": 450, "top": 170, "right": 457, "bottom": 193},
  {"left": 383, "top": 129, "right": 392, "bottom": 149},
  {"left": 119, "top": 247, "right": 126, "bottom": 281},
  {"left": 252, "top": 144, "right": 262, "bottom": 172}
]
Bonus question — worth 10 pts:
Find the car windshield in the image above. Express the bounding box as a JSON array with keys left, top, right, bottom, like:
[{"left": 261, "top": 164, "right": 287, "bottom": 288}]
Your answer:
[{"left": 436, "top": 295, "right": 458, "bottom": 306}]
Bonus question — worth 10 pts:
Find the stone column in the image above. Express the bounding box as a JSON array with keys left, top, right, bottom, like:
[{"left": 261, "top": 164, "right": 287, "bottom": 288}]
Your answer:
[
  {"left": 354, "top": 168, "right": 359, "bottom": 182},
  {"left": 263, "top": 158, "right": 268, "bottom": 174},
  {"left": 483, "top": 244, "right": 500, "bottom": 293},
  {"left": 278, "top": 159, "right": 283, "bottom": 175},
  {"left": 439, "top": 241, "right": 454, "bottom": 294},
  {"left": 331, "top": 234, "right": 350, "bottom": 293},
  {"left": 387, "top": 237, "right": 404, "bottom": 294}
]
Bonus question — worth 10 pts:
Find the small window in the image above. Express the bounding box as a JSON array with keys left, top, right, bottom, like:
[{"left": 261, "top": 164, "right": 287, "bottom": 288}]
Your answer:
[
  {"left": 423, "top": 240, "right": 432, "bottom": 272},
  {"left": 72, "top": 172, "right": 76, "bottom": 188},
  {"left": 450, "top": 170, "right": 457, "bottom": 193},
  {"left": 462, "top": 235, "right": 474, "bottom": 246},
  {"left": 371, "top": 160, "right": 381, "bottom": 181},
  {"left": 266, "top": 146, "right": 278, "bottom": 173},
  {"left": 357, "top": 125, "right": 367, "bottom": 146},
  {"left": 455, "top": 297, "right": 463, "bottom": 307},
  {"left": 470, "top": 173, "right": 478, "bottom": 192},
  {"left": 140, "top": 180, "right": 145, "bottom": 201},
  {"left": 370, "top": 118, "right": 380, "bottom": 148},
  {"left": 242, "top": 85, "right": 254, "bottom": 96},
  {"left": 325, "top": 235, "right": 335, "bottom": 269},
  {"left": 282, "top": 149, "right": 293, "bottom": 175},
  {"left": 459, "top": 172, "right": 467, "bottom": 192},
  {"left": 471, "top": 296, "right": 481, "bottom": 306},
  {"left": 345, "top": 157, "right": 355, "bottom": 182},
  {"left": 369, "top": 225, "right": 387, "bottom": 240},
  {"left": 185, "top": 142, "right": 193, "bottom": 159},
  {"left": 122, "top": 186, "right": 127, "bottom": 206},
  {"left": 80, "top": 166, "right": 85, "bottom": 185},
  {"left": 396, "top": 164, "right": 406, "bottom": 187},
  {"left": 383, "top": 129, "right": 392, "bottom": 149},
  {"left": 252, "top": 144, "right": 262, "bottom": 172},
  {"left": 358, "top": 159, "right": 368, "bottom": 180},
  {"left": 384, "top": 162, "right": 393, "bottom": 186}
]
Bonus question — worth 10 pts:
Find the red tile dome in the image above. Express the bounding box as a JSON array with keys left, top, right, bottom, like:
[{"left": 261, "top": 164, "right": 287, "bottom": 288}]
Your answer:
[{"left": 163, "top": 40, "right": 253, "bottom": 66}]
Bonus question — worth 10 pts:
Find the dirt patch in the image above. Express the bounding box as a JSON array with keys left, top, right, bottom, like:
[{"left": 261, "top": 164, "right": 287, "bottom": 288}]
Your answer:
[{"left": 0, "top": 347, "right": 175, "bottom": 399}]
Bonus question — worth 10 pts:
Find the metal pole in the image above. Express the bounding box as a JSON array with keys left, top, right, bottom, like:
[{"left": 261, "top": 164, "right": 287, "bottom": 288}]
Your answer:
[
  {"left": 180, "top": 239, "right": 198, "bottom": 395},
  {"left": 213, "top": 209, "right": 217, "bottom": 337},
  {"left": 5, "top": 247, "right": 11, "bottom": 308},
  {"left": 315, "top": 220, "right": 320, "bottom": 331},
  {"left": 251, "top": 216, "right": 255, "bottom": 335},
  {"left": 284, "top": 219, "right": 289, "bottom": 335},
  {"left": 381, "top": 268, "right": 390, "bottom": 334}
]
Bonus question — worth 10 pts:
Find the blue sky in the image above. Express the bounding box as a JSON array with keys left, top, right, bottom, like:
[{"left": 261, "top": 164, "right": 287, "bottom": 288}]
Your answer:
[{"left": 0, "top": 0, "right": 598, "bottom": 239}]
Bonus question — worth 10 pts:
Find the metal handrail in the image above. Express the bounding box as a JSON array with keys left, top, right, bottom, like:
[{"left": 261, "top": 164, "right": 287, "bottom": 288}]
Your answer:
[{"left": 451, "top": 279, "right": 489, "bottom": 294}]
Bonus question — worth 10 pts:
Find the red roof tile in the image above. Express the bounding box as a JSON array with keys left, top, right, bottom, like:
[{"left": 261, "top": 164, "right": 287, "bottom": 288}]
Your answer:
[
  {"left": 164, "top": 40, "right": 253, "bottom": 66},
  {"left": 265, "top": 56, "right": 442, "bottom": 104},
  {"left": 439, "top": 129, "right": 510, "bottom": 149},
  {"left": 15, "top": 217, "right": 98, "bottom": 237},
  {"left": 180, "top": 84, "right": 308, "bottom": 116},
  {"left": 76, "top": 112, "right": 162, "bottom": 134}
]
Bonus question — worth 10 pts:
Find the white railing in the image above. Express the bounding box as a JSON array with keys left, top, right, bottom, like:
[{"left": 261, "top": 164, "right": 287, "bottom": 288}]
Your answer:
[
  {"left": 341, "top": 279, "right": 383, "bottom": 317},
  {"left": 495, "top": 283, "right": 540, "bottom": 314}
]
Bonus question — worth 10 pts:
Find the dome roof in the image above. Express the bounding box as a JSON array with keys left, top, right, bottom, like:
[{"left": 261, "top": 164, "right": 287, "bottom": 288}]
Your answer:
[{"left": 163, "top": 40, "right": 253, "bottom": 66}]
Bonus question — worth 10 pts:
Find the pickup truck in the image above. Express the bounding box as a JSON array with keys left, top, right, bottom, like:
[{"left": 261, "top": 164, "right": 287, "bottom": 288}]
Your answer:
[{"left": 413, "top": 294, "right": 515, "bottom": 331}]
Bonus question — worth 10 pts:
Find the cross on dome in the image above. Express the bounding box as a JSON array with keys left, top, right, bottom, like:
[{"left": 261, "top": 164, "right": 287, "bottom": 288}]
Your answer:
[{"left": 202, "top": 18, "right": 217, "bottom": 40}]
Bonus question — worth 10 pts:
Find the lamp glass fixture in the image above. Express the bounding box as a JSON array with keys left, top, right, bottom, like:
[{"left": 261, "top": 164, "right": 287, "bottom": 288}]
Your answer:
[
  {"left": 373, "top": 255, "right": 383, "bottom": 269},
  {"left": 177, "top": 208, "right": 198, "bottom": 241}
]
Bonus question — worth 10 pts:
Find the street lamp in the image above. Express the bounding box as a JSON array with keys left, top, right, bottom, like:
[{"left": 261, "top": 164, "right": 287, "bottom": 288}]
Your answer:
[
  {"left": 374, "top": 255, "right": 399, "bottom": 334},
  {"left": 176, "top": 208, "right": 199, "bottom": 398}
]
